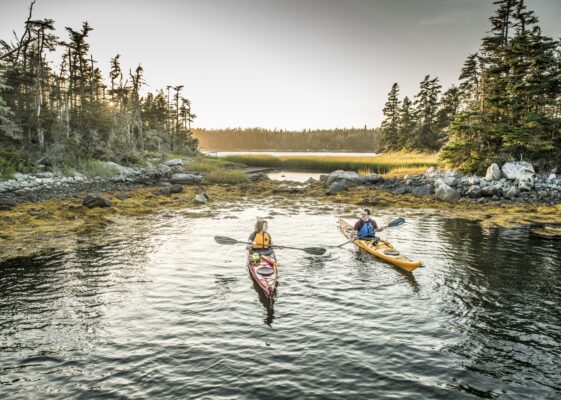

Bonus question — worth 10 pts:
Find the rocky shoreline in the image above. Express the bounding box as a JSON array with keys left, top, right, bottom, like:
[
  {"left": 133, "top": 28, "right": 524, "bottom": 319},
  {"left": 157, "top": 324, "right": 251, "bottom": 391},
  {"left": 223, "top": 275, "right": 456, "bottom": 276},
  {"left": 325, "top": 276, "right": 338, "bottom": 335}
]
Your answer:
[
  {"left": 0, "top": 159, "right": 210, "bottom": 211},
  {"left": 323, "top": 161, "right": 561, "bottom": 205},
  {"left": 1, "top": 158, "right": 560, "bottom": 212}
]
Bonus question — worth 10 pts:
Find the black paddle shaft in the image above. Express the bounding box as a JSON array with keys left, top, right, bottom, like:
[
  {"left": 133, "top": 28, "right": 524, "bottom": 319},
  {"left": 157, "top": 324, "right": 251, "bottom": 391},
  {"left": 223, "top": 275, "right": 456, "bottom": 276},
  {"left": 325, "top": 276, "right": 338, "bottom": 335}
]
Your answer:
[{"left": 214, "top": 236, "right": 326, "bottom": 255}]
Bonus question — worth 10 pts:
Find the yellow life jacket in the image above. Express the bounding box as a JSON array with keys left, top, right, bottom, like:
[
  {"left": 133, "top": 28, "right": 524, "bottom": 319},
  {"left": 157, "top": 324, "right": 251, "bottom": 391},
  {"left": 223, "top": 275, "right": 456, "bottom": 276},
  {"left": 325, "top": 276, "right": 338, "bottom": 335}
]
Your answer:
[{"left": 252, "top": 232, "right": 271, "bottom": 249}]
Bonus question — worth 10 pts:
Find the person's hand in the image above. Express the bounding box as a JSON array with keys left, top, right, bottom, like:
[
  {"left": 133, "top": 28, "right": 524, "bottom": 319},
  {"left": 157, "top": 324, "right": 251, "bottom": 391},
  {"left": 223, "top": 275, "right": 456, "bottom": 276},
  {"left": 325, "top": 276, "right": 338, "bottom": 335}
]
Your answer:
[{"left": 380, "top": 225, "right": 386, "bottom": 231}]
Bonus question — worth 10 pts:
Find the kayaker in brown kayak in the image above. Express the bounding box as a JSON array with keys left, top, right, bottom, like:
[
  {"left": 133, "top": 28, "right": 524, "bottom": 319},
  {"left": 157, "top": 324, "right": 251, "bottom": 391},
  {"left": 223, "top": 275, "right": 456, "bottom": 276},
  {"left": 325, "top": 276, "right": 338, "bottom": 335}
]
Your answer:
[
  {"left": 246, "top": 219, "right": 274, "bottom": 255},
  {"left": 351, "top": 208, "right": 386, "bottom": 240}
]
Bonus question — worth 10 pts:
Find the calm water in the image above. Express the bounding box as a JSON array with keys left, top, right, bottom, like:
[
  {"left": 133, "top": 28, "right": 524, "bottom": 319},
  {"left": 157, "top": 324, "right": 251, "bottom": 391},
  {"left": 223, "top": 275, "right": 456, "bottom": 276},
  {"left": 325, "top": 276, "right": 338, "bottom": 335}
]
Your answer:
[
  {"left": 1, "top": 206, "right": 560, "bottom": 399},
  {"left": 206, "top": 151, "right": 376, "bottom": 157},
  {"left": 267, "top": 170, "right": 323, "bottom": 182}
]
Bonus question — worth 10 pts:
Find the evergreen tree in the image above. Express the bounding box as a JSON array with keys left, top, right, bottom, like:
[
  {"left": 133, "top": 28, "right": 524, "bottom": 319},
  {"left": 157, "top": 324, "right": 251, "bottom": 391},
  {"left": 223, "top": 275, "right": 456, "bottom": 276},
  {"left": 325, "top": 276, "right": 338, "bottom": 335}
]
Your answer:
[
  {"left": 0, "top": 77, "right": 21, "bottom": 140},
  {"left": 398, "top": 96, "right": 416, "bottom": 149},
  {"left": 413, "top": 75, "right": 441, "bottom": 150},
  {"left": 441, "top": 0, "right": 561, "bottom": 170},
  {"left": 380, "top": 83, "right": 401, "bottom": 150}
]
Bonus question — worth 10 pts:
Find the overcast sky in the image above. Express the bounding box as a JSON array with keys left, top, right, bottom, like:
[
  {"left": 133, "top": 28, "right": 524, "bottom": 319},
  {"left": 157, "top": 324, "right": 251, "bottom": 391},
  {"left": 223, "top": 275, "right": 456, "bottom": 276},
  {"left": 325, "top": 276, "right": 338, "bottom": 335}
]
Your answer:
[{"left": 1, "top": 0, "right": 561, "bottom": 129}]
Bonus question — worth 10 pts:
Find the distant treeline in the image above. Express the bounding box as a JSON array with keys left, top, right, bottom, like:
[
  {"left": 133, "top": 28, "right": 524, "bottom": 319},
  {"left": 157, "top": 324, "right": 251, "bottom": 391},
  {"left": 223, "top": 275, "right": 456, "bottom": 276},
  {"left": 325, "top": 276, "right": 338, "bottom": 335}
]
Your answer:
[
  {"left": 0, "top": 2, "right": 197, "bottom": 169},
  {"left": 193, "top": 127, "right": 380, "bottom": 152},
  {"left": 381, "top": 0, "right": 561, "bottom": 172}
]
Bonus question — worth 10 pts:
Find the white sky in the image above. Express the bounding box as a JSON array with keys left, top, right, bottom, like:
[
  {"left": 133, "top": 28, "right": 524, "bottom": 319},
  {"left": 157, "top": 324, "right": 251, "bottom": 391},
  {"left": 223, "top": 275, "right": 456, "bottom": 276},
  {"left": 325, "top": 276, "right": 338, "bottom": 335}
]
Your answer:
[{"left": 1, "top": 0, "right": 560, "bottom": 130}]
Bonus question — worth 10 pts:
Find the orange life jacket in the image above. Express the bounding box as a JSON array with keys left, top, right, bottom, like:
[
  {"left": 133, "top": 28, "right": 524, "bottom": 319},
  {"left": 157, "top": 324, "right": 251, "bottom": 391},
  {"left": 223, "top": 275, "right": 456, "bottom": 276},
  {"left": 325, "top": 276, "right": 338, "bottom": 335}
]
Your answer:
[{"left": 252, "top": 232, "right": 271, "bottom": 250}]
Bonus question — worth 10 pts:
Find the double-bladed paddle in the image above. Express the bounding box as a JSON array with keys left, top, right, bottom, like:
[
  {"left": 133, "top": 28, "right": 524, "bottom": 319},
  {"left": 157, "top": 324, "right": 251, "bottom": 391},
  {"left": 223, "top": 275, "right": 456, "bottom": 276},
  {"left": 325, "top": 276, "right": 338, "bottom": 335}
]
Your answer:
[
  {"left": 214, "top": 236, "right": 326, "bottom": 256},
  {"left": 333, "top": 217, "right": 406, "bottom": 248}
]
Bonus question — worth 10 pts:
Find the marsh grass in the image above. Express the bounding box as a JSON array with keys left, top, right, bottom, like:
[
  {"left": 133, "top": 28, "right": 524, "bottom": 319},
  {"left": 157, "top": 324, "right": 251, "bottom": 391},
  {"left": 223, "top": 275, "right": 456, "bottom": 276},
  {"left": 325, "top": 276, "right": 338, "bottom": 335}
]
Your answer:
[
  {"left": 224, "top": 152, "right": 438, "bottom": 175},
  {"left": 205, "top": 169, "right": 249, "bottom": 184},
  {"left": 189, "top": 156, "right": 243, "bottom": 173},
  {"left": 67, "top": 159, "right": 118, "bottom": 178}
]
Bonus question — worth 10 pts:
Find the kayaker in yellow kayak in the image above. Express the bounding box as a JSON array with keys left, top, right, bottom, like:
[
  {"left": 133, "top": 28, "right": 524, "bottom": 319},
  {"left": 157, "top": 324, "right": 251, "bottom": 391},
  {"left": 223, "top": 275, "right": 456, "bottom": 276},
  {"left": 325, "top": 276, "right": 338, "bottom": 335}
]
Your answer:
[
  {"left": 351, "top": 208, "right": 386, "bottom": 239},
  {"left": 246, "top": 219, "right": 274, "bottom": 255}
]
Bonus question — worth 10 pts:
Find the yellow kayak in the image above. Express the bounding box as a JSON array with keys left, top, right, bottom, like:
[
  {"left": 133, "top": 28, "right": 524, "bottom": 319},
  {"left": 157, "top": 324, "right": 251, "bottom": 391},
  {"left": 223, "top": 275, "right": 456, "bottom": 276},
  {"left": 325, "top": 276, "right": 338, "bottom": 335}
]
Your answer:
[{"left": 339, "top": 218, "right": 423, "bottom": 272}]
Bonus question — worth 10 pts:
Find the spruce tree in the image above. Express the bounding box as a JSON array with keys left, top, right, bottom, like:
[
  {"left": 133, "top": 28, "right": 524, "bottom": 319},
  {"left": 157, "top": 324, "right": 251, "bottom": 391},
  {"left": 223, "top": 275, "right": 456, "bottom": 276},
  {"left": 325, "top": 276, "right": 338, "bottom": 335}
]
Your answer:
[
  {"left": 413, "top": 75, "right": 441, "bottom": 150},
  {"left": 398, "top": 96, "right": 416, "bottom": 149},
  {"left": 380, "top": 83, "right": 401, "bottom": 150}
]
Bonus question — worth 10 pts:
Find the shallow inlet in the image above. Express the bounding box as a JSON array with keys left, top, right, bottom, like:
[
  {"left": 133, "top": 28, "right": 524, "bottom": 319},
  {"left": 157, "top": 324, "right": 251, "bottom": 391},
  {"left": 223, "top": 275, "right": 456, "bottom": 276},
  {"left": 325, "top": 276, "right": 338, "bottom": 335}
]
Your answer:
[{"left": 1, "top": 205, "right": 560, "bottom": 399}]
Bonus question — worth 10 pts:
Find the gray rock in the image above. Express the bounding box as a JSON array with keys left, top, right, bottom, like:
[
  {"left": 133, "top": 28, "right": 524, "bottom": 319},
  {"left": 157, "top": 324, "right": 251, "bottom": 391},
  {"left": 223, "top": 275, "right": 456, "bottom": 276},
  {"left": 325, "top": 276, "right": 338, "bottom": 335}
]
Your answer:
[
  {"left": 435, "top": 183, "right": 461, "bottom": 202},
  {"left": 319, "top": 174, "right": 329, "bottom": 183},
  {"left": 115, "top": 192, "right": 129, "bottom": 200},
  {"left": 101, "top": 161, "right": 133, "bottom": 177},
  {"left": 158, "top": 187, "right": 171, "bottom": 195},
  {"left": 412, "top": 184, "right": 434, "bottom": 196},
  {"left": 485, "top": 163, "right": 502, "bottom": 181},
  {"left": 501, "top": 161, "right": 535, "bottom": 180},
  {"left": 73, "top": 172, "right": 87, "bottom": 181},
  {"left": 171, "top": 173, "right": 202, "bottom": 184},
  {"left": 305, "top": 177, "right": 317, "bottom": 184},
  {"left": 0, "top": 196, "right": 17, "bottom": 207},
  {"left": 466, "top": 176, "right": 481, "bottom": 186},
  {"left": 164, "top": 159, "right": 183, "bottom": 167},
  {"left": 444, "top": 175, "right": 460, "bottom": 188},
  {"left": 13, "top": 173, "right": 29, "bottom": 181},
  {"left": 325, "top": 170, "right": 362, "bottom": 187},
  {"left": 546, "top": 173, "right": 556, "bottom": 183},
  {"left": 169, "top": 184, "right": 184, "bottom": 194},
  {"left": 426, "top": 166, "right": 437, "bottom": 175},
  {"left": 83, "top": 194, "right": 112, "bottom": 208},
  {"left": 157, "top": 164, "right": 172, "bottom": 175},
  {"left": 326, "top": 181, "right": 348, "bottom": 195},
  {"left": 504, "top": 186, "right": 518, "bottom": 199},
  {"left": 392, "top": 186, "right": 410, "bottom": 195},
  {"left": 247, "top": 172, "right": 268, "bottom": 181},
  {"left": 363, "top": 173, "right": 383, "bottom": 184},
  {"left": 434, "top": 178, "right": 445, "bottom": 188},
  {"left": 35, "top": 172, "right": 54, "bottom": 178},
  {"left": 466, "top": 185, "right": 482, "bottom": 198},
  {"left": 194, "top": 193, "right": 210, "bottom": 203},
  {"left": 516, "top": 176, "right": 534, "bottom": 191}
]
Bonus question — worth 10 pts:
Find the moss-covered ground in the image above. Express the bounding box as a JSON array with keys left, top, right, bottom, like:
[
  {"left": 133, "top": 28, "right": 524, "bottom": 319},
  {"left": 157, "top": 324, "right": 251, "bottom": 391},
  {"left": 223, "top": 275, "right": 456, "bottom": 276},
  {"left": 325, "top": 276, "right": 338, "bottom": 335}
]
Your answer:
[{"left": 1, "top": 181, "right": 560, "bottom": 261}]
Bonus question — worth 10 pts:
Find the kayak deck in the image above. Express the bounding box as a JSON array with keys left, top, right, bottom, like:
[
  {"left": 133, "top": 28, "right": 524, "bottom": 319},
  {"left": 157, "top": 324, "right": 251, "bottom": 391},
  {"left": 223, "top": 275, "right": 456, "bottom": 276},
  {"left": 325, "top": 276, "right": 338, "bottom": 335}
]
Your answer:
[
  {"left": 339, "top": 218, "right": 423, "bottom": 272},
  {"left": 247, "top": 251, "right": 278, "bottom": 298}
]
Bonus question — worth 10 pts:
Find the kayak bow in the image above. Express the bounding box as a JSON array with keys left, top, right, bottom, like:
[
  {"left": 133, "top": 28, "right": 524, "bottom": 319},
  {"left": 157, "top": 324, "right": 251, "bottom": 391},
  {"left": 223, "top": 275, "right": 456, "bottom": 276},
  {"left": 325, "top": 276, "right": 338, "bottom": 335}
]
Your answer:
[{"left": 247, "top": 251, "right": 278, "bottom": 298}]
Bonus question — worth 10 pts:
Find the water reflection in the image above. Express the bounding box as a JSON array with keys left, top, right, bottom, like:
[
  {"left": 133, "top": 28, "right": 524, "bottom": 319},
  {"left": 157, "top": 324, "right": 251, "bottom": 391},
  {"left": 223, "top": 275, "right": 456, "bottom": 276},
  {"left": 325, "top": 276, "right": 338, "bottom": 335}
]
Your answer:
[
  {"left": 1, "top": 208, "right": 561, "bottom": 399},
  {"left": 251, "top": 279, "right": 276, "bottom": 327}
]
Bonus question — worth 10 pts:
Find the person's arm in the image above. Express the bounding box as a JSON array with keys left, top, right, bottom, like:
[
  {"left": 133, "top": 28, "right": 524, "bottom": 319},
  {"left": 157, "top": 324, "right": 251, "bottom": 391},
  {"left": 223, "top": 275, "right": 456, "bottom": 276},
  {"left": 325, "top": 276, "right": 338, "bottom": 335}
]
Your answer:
[
  {"left": 374, "top": 220, "right": 386, "bottom": 232},
  {"left": 246, "top": 232, "right": 255, "bottom": 250}
]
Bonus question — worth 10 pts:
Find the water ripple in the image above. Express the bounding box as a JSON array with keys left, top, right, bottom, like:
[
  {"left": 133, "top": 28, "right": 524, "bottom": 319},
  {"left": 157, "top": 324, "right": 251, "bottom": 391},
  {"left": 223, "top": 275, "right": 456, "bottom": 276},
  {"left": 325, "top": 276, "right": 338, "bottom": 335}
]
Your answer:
[{"left": 1, "top": 207, "right": 560, "bottom": 399}]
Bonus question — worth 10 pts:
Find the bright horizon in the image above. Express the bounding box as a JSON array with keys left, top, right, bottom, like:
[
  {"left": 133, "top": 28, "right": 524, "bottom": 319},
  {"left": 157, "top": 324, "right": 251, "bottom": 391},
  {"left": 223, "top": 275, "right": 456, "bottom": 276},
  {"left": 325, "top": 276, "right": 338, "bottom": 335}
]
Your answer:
[{"left": 1, "top": 0, "right": 561, "bottom": 130}]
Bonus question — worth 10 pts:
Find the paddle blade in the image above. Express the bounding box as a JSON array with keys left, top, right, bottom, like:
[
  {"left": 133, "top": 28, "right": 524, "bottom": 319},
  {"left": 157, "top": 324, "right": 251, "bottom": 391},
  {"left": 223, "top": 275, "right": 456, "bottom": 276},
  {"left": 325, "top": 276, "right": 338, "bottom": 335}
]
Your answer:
[
  {"left": 214, "top": 236, "right": 240, "bottom": 245},
  {"left": 387, "top": 217, "right": 405, "bottom": 228},
  {"left": 303, "top": 247, "right": 327, "bottom": 255}
]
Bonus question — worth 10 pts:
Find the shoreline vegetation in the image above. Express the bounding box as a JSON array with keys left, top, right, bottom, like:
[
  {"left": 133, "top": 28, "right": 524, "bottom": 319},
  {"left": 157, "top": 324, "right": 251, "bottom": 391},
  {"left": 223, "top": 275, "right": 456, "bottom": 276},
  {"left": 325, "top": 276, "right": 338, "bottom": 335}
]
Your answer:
[{"left": 222, "top": 152, "right": 438, "bottom": 177}]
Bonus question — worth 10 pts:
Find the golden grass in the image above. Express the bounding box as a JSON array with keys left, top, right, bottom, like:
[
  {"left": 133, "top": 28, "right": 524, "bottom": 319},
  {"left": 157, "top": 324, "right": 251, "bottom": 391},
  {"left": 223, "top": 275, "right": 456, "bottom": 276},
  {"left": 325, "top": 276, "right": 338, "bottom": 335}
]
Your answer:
[
  {"left": 205, "top": 169, "right": 249, "bottom": 183},
  {"left": 381, "top": 166, "right": 429, "bottom": 179},
  {"left": 223, "top": 152, "right": 439, "bottom": 174},
  {"left": 358, "top": 167, "right": 373, "bottom": 176}
]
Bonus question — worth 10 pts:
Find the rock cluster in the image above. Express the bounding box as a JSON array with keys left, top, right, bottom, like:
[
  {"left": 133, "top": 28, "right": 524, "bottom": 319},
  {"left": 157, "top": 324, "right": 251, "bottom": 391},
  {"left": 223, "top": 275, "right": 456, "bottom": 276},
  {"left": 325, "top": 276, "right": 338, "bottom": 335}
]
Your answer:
[
  {"left": 0, "top": 159, "right": 204, "bottom": 209},
  {"left": 324, "top": 162, "right": 561, "bottom": 204}
]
